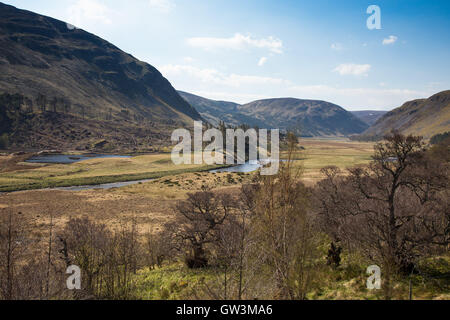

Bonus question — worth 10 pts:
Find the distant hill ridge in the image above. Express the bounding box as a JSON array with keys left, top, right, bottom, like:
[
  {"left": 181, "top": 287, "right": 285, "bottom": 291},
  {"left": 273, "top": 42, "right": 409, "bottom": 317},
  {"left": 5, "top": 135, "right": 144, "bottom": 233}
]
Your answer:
[
  {"left": 358, "top": 90, "right": 450, "bottom": 140},
  {"left": 235, "top": 98, "right": 368, "bottom": 137},
  {"left": 179, "top": 93, "right": 369, "bottom": 137}
]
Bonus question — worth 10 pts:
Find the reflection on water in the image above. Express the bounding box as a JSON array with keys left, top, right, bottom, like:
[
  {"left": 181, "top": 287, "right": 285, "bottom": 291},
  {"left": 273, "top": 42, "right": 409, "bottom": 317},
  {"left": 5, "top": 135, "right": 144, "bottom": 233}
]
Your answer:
[
  {"left": 26, "top": 153, "right": 131, "bottom": 164},
  {"left": 210, "top": 160, "right": 281, "bottom": 173},
  {"left": 210, "top": 161, "right": 260, "bottom": 173}
]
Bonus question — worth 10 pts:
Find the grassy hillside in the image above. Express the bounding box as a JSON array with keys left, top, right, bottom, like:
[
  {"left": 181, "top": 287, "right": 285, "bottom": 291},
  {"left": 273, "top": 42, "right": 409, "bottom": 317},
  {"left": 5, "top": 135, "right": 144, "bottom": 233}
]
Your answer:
[
  {"left": 180, "top": 92, "right": 369, "bottom": 137},
  {"left": 359, "top": 90, "right": 450, "bottom": 140},
  {"left": 0, "top": 3, "right": 201, "bottom": 151},
  {"left": 237, "top": 98, "right": 368, "bottom": 137},
  {"left": 0, "top": 93, "right": 178, "bottom": 152},
  {"left": 178, "top": 91, "right": 245, "bottom": 126},
  {"left": 351, "top": 110, "right": 387, "bottom": 126}
]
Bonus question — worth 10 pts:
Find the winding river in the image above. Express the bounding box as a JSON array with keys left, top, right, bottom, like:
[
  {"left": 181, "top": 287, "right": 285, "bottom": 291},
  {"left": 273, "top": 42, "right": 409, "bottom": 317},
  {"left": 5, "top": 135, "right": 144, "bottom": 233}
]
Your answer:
[{"left": 19, "top": 154, "right": 273, "bottom": 192}]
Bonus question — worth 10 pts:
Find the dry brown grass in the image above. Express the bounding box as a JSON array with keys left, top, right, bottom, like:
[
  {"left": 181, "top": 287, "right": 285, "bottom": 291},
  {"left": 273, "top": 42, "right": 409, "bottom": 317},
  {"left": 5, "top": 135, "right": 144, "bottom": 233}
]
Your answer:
[
  {"left": 0, "top": 153, "right": 42, "bottom": 173},
  {"left": 0, "top": 139, "right": 374, "bottom": 235},
  {"left": 0, "top": 170, "right": 251, "bottom": 239}
]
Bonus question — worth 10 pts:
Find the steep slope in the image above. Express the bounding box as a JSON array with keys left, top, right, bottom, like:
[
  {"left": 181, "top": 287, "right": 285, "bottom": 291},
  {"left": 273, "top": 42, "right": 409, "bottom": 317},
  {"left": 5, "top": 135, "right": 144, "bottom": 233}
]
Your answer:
[
  {"left": 360, "top": 90, "right": 450, "bottom": 140},
  {"left": 0, "top": 92, "right": 175, "bottom": 152},
  {"left": 178, "top": 91, "right": 258, "bottom": 127},
  {"left": 236, "top": 98, "right": 368, "bottom": 137},
  {"left": 351, "top": 111, "right": 387, "bottom": 126},
  {"left": 0, "top": 3, "right": 201, "bottom": 127}
]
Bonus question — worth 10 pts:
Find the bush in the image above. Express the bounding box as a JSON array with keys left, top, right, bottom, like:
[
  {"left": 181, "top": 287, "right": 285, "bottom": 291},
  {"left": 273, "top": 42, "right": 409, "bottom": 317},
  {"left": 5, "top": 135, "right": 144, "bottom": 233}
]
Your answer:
[
  {"left": 430, "top": 131, "right": 450, "bottom": 145},
  {"left": 0, "top": 133, "right": 9, "bottom": 149}
]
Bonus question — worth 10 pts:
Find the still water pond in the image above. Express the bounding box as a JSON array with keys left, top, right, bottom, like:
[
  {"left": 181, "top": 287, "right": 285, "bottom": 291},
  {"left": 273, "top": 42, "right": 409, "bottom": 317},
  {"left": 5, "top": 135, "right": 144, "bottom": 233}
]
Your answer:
[{"left": 26, "top": 153, "right": 131, "bottom": 164}]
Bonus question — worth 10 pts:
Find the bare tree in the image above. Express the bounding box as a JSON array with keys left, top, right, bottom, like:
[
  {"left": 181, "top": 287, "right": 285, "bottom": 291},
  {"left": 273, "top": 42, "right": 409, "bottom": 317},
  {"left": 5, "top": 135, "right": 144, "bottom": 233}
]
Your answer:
[
  {"left": 176, "top": 190, "right": 233, "bottom": 268},
  {"left": 58, "top": 217, "right": 141, "bottom": 300},
  {"left": 45, "top": 213, "right": 53, "bottom": 298},
  {"left": 315, "top": 132, "right": 449, "bottom": 299},
  {"left": 249, "top": 132, "right": 320, "bottom": 300},
  {"left": 62, "top": 98, "right": 71, "bottom": 114},
  {"left": 58, "top": 217, "right": 110, "bottom": 298},
  {"left": 0, "top": 209, "right": 29, "bottom": 300},
  {"left": 144, "top": 225, "right": 177, "bottom": 270},
  {"left": 24, "top": 97, "right": 33, "bottom": 114},
  {"left": 36, "top": 94, "right": 47, "bottom": 113},
  {"left": 50, "top": 97, "right": 58, "bottom": 113}
]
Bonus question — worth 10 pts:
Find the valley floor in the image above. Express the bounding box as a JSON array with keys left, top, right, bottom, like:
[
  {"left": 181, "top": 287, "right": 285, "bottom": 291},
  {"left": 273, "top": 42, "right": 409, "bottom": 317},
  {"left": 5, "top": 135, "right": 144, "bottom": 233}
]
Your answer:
[
  {"left": 2, "top": 139, "right": 447, "bottom": 300},
  {"left": 0, "top": 139, "right": 375, "bottom": 239}
]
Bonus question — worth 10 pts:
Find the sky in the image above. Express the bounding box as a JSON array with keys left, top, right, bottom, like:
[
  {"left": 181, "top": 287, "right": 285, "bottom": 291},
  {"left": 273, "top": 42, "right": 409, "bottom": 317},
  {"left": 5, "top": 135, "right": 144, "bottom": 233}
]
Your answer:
[{"left": 3, "top": 0, "right": 450, "bottom": 110}]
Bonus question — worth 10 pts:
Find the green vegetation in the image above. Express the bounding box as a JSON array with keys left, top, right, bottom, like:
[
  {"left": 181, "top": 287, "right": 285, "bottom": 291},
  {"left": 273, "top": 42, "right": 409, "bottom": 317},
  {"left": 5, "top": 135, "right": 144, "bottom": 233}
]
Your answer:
[
  {"left": 0, "top": 133, "right": 8, "bottom": 149},
  {"left": 0, "top": 139, "right": 374, "bottom": 191},
  {"left": 430, "top": 131, "right": 450, "bottom": 145},
  {"left": 134, "top": 264, "right": 219, "bottom": 300},
  {"left": 0, "top": 154, "right": 228, "bottom": 192},
  {"left": 0, "top": 134, "right": 448, "bottom": 300},
  {"left": 131, "top": 254, "right": 450, "bottom": 300}
]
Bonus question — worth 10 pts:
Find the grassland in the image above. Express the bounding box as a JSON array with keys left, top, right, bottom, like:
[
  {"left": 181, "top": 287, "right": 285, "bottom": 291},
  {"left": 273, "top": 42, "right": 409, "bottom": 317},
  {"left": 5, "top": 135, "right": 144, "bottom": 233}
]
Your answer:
[
  {"left": 0, "top": 139, "right": 375, "bottom": 191},
  {"left": 1, "top": 139, "right": 448, "bottom": 300},
  {"left": 291, "top": 139, "right": 374, "bottom": 184},
  {"left": 0, "top": 139, "right": 376, "bottom": 242},
  {"left": 0, "top": 153, "right": 225, "bottom": 192}
]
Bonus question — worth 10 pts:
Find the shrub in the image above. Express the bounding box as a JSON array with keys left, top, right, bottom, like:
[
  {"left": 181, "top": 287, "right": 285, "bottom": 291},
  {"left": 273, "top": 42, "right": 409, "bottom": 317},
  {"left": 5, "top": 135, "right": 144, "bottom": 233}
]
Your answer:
[
  {"left": 430, "top": 131, "right": 450, "bottom": 145},
  {"left": 0, "top": 133, "right": 9, "bottom": 149}
]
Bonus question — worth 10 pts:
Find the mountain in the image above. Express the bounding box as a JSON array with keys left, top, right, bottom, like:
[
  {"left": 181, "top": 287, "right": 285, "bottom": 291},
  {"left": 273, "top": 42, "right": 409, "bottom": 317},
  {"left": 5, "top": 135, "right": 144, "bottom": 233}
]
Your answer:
[
  {"left": 358, "top": 90, "right": 450, "bottom": 140},
  {"left": 236, "top": 98, "right": 368, "bottom": 137},
  {"left": 179, "top": 92, "right": 369, "bottom": 137},
  {"left": 351, "top": 111, "right": 387, "bottom": 126},
  {"left": 177, "top": 91, "right": 261, "bottom": 127},
  {"left": 0, "top": 3, "right": 201, "bottom": 151}
]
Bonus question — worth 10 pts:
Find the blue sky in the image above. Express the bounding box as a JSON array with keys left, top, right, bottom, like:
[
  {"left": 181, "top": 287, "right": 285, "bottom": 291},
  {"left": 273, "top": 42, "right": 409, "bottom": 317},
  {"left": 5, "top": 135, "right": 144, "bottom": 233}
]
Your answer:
[{"left": 3, "top": 0, "right": 450, "bottom": 110}]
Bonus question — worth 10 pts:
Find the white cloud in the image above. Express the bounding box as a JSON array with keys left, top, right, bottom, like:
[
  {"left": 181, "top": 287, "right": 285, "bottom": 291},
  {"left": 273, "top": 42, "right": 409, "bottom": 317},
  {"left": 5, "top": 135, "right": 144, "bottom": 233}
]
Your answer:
[
  {"left": 67, "top": 0, "right": 113, "bottom": 26},
  {"left": 333, "top": 63, "right": 371, "bottom": 76},
  {"left": 258, "top": 57, "right": 268, "bottom": 66},
  {"left": 186, "top": 33, "right": 283, "bottom": 54},
  {"left": 160, "top": 64, "right": 289, "bottom": 87},
  {"left": 148, "top": 0, "right": 175, "bottom": 12},
  {"left": 288, "top": 85, "right": 427, "bottom": 110},
  {"left": 191, "top": 91, "right": 269, "bottom": 104},
  {"left": 159, "top": 64, "right": 427, "bottom": 109},
  {"left": 225, "top": 74, "right": 288, "bottom": 86},
  {"left": 183, "top": 57, "right": 194, "bottom": 63},
  {"left": 161, "top": 64, "right": 219, "bottom": 83},
  {"left": 382, "top": 35, "right": 398, "bottom": 45},
  {"left": 331, "top": 43, "right": 343, "bottom": 51}
]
